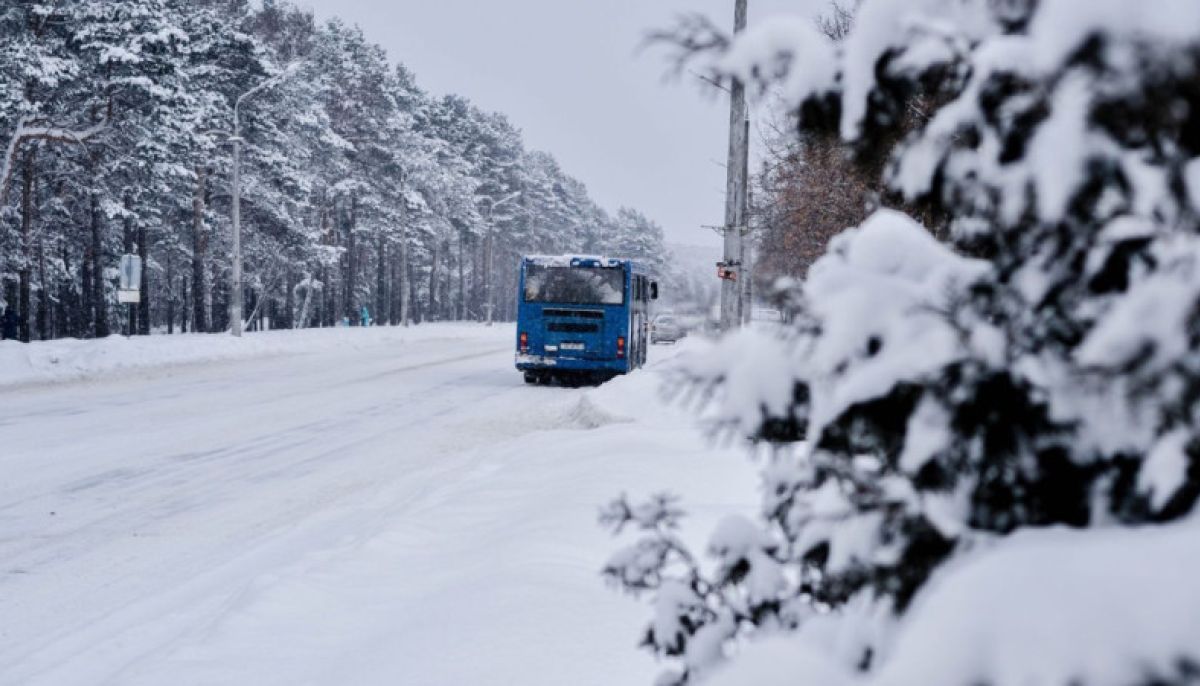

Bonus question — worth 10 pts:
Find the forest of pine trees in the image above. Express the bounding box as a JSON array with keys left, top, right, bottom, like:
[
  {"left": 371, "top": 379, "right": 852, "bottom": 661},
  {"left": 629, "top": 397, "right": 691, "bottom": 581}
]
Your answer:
[{"left": 0, "top": 0, "right": 668, "bottom": 341}]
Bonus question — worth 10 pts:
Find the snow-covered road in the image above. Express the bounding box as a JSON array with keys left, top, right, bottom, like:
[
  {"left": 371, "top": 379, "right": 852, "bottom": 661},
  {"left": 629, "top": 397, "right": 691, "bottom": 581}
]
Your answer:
[{"left": 0, "top": 325, "right": 755, "bottom": 685}]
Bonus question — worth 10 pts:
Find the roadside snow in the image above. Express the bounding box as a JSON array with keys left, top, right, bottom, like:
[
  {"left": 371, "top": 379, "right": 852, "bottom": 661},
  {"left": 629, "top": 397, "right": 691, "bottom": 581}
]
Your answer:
[
  {"left": 0, "top": 323, "right": 501, "bottom": 389},
  {"left": 706, "top": 516, "right": 1200, "bottom": 686},
  {"left": 874, "top": 517, "right": 1200, "bottom": 686},
  {"left": 708, "top": 637, "right": 856, "bottom": 686}
]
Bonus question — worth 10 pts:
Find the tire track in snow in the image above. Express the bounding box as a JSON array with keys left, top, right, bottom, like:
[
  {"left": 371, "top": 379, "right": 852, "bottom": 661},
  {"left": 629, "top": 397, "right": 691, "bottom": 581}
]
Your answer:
[{"left": 0, "top": 342, "right": 553, "bottom": 679}]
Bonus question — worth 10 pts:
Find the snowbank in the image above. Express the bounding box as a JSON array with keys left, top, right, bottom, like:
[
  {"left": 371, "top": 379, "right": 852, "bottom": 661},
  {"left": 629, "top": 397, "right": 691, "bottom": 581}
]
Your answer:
[
  {"left": 875, "top": 518, "right": 1200, "bottom": 686},
  {"left": 708, "top": 637, "right": 856, "bottom": 686},
  {"left": 0, "top": 323, "right": 508, "bottom": 389},
  {"left": 710, "top": 517, "right": 1200, "bottom": 686}
]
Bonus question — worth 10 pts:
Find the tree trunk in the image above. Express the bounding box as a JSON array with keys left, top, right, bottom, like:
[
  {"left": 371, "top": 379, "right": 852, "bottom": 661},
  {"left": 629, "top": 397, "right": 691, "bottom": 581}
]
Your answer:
[
  {"left": 192, "top": 166, "right": 208, "bottom": 333},
  {"left": 484, "top": 231, "right": 494, "bottom": 325},
  {"left": 297, "top": 275, "right": 314, "bottom": 330},
  {"left": 123, "top": 199, "right": 136, "bottom": 336},
  {"left": 81, "top": 232, "right": 93, "bottom": 338},
  {"left": 409, "top": 259, "right": 421, "bottom": 324},
  {"left": 166, "top": 248, "right": 175, "bottom": 335},
  {"left": 208, "top": 271, "right": 221, "bottom": 331},
  {"left": 458, "top": 230, "right": 466, "bottom": 321},
  {"left": 428, "top": 241, "right": 440, "bottom": 321},
  {"left": 343, "top": 194, "right": 358, "bottom": 324},
  {"left": 388, "top": 255, "right": 399, "bottom": 325},
  {"left": 58, "top": 245, "right": 76, "bottom": 338},
  {"left": 180, "top": 274, "right": 189, "bottom": 333},
  {"left": 440, "top": 245, "right": 452, "bottom": 320},
  {"left": 245, "top": 289, "right": 257, "bottom": 331},
  {"left": 399, "top": 224, "right": 411, "bottom": 326},
  {"left": 36, "top": 229, "right": 49, "bottom": 340},
  {"left": 375, "top": 235, "right": 387, "bottom": 326},
  {"left": 326, "top": 269, "right": 337, "bottom": 326},
  {"left": 138, "top": 222, "right": 149, "bottom": 335},
  {"left": 90, "top": 192, "right": 109, "bottom": 338},
  {"left": 318, "top": 203, "right": 332, "bottom": 327},
  {"left": 321, "top": 264, "right": 333, "bottom": 327},
  {"left": 18, "top": 151, "right": 34, "bottom": 342},
  {"left": 284, "top": 266, "right": 295, "bottom": 330}
]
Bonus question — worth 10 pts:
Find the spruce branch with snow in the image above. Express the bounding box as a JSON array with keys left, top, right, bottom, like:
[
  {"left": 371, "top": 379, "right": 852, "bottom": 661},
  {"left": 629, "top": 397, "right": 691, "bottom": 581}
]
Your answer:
[{"left": 610, "top": 1, "right": 1200, "bottom": 683}]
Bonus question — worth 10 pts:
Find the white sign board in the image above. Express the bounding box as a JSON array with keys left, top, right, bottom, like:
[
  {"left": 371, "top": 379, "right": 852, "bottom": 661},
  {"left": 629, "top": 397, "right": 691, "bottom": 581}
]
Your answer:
[{"left": 118, "top": 254, "right": 142, "bottom": 303}]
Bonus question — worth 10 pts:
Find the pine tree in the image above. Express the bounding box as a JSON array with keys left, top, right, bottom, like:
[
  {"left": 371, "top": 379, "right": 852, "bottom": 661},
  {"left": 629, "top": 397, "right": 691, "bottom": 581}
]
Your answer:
[{"left": 1, "top": 0, "right": 668, "bottom": 339}]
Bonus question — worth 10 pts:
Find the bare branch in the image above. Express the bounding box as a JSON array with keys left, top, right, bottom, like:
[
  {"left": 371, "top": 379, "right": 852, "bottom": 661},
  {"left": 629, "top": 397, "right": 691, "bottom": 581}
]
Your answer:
[
  {"left": 816, "top": 0, "right": 858, "bottom": 42},
  {"left": 643, "top": 13, "right": 730, "bottom": 80}
]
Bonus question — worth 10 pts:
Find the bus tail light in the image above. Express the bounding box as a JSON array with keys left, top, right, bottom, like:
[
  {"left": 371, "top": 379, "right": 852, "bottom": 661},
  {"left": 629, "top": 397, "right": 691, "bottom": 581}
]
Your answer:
[
  {"left": 519, "top": 332, "right": 529, "bottom": 353},
  {"left": 617, "top": 336, "right": 626, "bottom": 359}
]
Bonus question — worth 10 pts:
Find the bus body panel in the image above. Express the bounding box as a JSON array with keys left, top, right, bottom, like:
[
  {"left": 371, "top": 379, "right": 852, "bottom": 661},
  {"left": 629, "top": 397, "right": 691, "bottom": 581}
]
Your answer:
[{"left": 515, "top": 255, "right": 653, "bottom": 380}]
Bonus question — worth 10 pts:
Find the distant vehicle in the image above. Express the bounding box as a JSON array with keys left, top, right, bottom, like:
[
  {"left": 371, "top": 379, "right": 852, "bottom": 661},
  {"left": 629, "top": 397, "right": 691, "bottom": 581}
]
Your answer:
[
  {"left": 651, "top": 314, "right": 685, "bottom": 344},
  {"left": 515, "top": 255, "right": 657, "bottom": 385},
  {"left": 751, "top": 307, "right": 784, "bottom": 323}
]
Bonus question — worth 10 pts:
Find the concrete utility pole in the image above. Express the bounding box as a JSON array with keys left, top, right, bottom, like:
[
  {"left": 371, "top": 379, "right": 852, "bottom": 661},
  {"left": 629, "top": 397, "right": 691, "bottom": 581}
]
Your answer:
[
  {"left": 229, "top": 64, "right": 301, "bottom": 337},
  {"left": 740, "top": 116, "right": 753, "bottom": 327},
  {"left": 720, "top": 0, "right": 750, "bottom": 332}
]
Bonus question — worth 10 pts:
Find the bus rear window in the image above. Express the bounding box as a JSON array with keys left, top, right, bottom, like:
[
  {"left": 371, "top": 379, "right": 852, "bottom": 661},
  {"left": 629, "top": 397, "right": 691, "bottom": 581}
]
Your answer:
[{"left": 524, "top": 265, "right": 624, "bottom": 305}]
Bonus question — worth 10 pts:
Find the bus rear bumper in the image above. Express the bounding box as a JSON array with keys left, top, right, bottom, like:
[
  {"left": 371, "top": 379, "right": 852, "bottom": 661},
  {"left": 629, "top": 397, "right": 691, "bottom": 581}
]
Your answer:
[{"left": 515, "top": 354, "right": 629, "bottom": 374}]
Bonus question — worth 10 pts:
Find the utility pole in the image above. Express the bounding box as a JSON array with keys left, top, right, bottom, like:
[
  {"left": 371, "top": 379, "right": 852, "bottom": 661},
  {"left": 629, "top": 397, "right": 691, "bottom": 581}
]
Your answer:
[
  {"left": 720, "top": 0, "right": 750, "bottom": 332},
  {"left": 740, "top": 118, "right": 753, "bottom": 327}
]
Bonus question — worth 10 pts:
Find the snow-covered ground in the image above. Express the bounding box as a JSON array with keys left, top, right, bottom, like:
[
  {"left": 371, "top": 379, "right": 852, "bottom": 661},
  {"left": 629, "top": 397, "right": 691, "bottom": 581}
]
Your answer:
[
  {"left": 0, "top": 324, "right": 756, "bottom": 685},
  {"left": 0, "top": 323, "right": 510, "bottom": 389}
]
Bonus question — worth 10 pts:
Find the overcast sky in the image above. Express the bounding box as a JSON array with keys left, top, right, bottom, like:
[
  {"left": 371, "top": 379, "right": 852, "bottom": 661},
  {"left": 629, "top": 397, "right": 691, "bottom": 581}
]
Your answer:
[{"left": 297, "top": 0, "right": 820, "bottom": 248}]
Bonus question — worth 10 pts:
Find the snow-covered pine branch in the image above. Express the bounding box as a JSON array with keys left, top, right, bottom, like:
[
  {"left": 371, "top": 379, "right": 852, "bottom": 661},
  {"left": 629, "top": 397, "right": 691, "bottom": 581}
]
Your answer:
[
  {"left": 0, "top": 117, "right": 105, "bottom": 204},
  {"left": 610, "top": 1, "right": 1200, "bottom": 683}
]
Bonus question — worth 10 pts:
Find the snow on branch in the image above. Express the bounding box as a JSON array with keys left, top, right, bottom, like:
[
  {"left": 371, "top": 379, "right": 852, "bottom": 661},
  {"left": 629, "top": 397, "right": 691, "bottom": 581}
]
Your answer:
[
  {"left": 608, "top": 2, "right": 1200, "bottom": 683},
  {"left": 0, "top": 117, "right": 107, "bottom": 204}
]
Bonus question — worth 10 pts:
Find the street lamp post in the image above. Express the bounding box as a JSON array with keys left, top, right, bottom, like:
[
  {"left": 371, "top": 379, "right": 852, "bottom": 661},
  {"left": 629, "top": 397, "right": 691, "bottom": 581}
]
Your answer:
[
  {"left": 480, "top": 191, "right": 522, "bottom": 326},
  {"left": 229, "top": 64, "right": 302, "bottom": 337}
]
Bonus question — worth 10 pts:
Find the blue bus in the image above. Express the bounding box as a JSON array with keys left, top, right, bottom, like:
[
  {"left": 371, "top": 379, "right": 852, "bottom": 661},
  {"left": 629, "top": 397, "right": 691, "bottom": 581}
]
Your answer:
[{"left": 515, "top": 255, "right": 658, "bottom": 385}]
